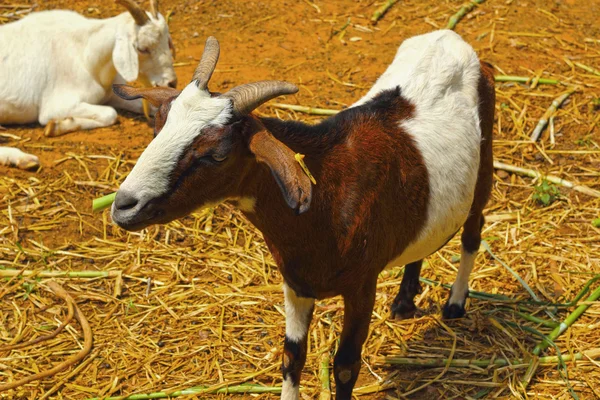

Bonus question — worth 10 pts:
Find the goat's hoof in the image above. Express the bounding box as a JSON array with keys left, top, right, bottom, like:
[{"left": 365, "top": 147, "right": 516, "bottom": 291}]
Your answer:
[
  {"left": 390, "top": 301, "right": 417, "bottom": 320},
  {"left": 43, "top": 120, "right": 57, "bottom": 137},
  {"left": 442, "top": 302, "right": 466, "bottom": 319},
  {"left": 17, "top": 156, "right": 40, "bottom": 171}
]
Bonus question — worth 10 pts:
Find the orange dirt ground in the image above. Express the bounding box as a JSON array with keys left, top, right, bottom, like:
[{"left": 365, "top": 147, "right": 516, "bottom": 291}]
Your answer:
[{"left": 1, "top": 0, "right": 600, "bottom": 399}]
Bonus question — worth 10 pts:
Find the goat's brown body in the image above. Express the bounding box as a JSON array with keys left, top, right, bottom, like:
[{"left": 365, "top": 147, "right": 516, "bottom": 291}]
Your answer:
[
  {"left": 240, "top": 88, "right": 429, "bottom": 299},
  {"left": 112, "top": 34, "right": 496, "bottom": 398},
  {"left": 239, "top": 62, "right": 495, "bottom": 303}
]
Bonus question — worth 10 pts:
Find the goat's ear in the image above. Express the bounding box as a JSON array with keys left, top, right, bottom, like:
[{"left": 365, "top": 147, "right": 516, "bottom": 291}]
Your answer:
[
  {"left": 249, "top": 129, "right": 312, "bottom": 215},
  {"left": 112, "top": 84, "right": 180, "bottom": 107},
  {"left": 113, "top": 28, "right": 139, "bottom": 82}
]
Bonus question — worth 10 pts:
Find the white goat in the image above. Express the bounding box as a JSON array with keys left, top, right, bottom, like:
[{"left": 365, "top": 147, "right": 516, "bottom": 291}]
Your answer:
[{"left": 0, "top": 0, "right": 176, "bottom": 170}]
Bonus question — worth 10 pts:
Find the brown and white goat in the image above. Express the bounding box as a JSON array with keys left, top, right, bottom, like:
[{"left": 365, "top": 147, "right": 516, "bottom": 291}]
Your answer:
[{"left": 111, "top": 30, "right": 495, "bottom": 399}]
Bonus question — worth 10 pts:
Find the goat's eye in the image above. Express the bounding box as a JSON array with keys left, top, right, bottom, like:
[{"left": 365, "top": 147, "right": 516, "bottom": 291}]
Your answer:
[
  {"left": 138, "top": 47, "right": 150, "bottom": 54},
  {"left": 212, "top": 154, "right": 227, "bottom": 162}
]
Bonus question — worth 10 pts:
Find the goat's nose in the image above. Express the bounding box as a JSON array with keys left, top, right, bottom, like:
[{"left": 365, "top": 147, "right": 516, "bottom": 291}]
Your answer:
[
  {"left": 168, "top": 78, "right": 177, "bottom": 88},
  {"left": 114, "top": 190, "right": 139, "bottom": 211}
]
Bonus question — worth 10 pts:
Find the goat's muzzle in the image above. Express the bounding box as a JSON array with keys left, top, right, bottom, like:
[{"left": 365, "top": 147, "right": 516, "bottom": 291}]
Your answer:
[{"left": 111, "top": 190, "right": 162, "bottom": 231}]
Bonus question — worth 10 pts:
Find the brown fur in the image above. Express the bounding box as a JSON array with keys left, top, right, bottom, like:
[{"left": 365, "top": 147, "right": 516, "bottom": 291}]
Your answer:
[{"left": 113, "top": 74, "right": 494, "bottom": 398}]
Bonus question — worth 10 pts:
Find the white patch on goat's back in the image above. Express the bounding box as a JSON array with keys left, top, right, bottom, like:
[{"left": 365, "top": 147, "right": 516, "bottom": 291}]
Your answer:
[
  {"left": 284, "top": 284, "right": 314, "bottom": 343},
  {"left": 360, "top": 30, "right": 482, "bottom": 265},
  {"left": 119, "top": 83, "right": 232, "bottom": 200}
]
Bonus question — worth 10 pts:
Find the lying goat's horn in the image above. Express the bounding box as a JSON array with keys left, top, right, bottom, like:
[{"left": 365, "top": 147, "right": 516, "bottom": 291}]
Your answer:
[
  {"left": 116, "top": 0, "right": 150, "bottom": 26},
  {"left": 223, "top": 81, "right": 299, "bottom": 116},
  {"left": 192, "top": 36, "right": 220, "bottom": 90},
  {"left": 149, "top": 0, "right": 159, "bottom": 19}
]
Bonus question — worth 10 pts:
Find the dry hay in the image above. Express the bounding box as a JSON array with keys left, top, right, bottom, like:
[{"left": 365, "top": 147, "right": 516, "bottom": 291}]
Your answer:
[{"left": 1, "top": 0, "right": 600, "bottom": 399}]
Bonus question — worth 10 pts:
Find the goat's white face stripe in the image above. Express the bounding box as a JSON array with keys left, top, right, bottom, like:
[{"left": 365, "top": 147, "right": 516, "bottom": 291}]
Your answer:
[
  {"left": 119, "top": 83, "right": 232, "bottom": 199},
  {"left": 284, "top": 284, "right": 314, "bottom": 343}
]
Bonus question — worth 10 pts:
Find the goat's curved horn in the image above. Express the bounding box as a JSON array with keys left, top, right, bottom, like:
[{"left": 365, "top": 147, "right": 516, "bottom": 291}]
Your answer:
[
  {"left": 149, "top": 0, "right": 158, "bottom": 18},
  {"left": 116, "top": 0, "right": 150, "bottom": 26},
  {"left": 192, "top": 37, "right": 220, "bottom": 90},
  {"left": 223, "top": 81, "right": 299, "bottom": 116}
]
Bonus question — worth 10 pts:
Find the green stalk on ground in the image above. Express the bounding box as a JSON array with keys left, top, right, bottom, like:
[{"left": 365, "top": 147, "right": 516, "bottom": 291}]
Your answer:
[
  {"left": 447, "top": 0, "right": 486, "bottom": 30},
  {"left": 93, "top": 192, "right": 116, "bottom": 212}
]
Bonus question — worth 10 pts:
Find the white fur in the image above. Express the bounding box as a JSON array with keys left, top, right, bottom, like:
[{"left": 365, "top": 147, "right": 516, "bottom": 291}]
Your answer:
[
  {"left": 448, "top": 247, "right": 477, "bottom": 305},
  {"left": 284, "top": 284, "right": 314, "bottom": 343},
  {"left": 354, "top": 30, "right": 482, "bottom": 267},
  {"left": 117, "top": 83, "right": 233, "bottom": 201},
  {"left": 281, "top": 375, "right": 299, "bottom": 400},
  {"left": 0, "top": 147, "right": 39, "bottom": 170},
  {"left": 0, "top": 9, "right": 175, "bottom": 129}
]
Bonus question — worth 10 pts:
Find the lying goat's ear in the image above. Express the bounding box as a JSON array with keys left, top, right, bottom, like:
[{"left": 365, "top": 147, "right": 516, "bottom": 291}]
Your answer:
[
  {"left": 249, "top": 127, "right": 312, "bottom": 215},
  {"left": 113, "top": 28, "right": 139, "bottom": 82},
  {"left": 112, "top": 84, "right": 180, "bottom": 107}
]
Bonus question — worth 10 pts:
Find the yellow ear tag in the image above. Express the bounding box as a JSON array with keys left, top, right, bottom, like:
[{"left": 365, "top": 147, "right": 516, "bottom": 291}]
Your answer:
[
  {"left": 139, "top": 76, "right": 152, "bottom": 123},
  {"left": 294, "top": 153, "right": 317, "bottom": 185},
  {"left": 142, "top": 98, "right": 152, "bottom": 122}
]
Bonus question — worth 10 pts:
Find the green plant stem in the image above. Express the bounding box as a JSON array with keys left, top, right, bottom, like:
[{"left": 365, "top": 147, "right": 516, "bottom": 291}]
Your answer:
[
  {"left": 482, "top": 241, "right": 540, "bottom": 302},
  {"left": 513, "top": 310, "right": 559, "bottom": 328},
  {"left": 419, "top": 274, "right": 600, "bottom": 308},
  {"left": 530, "top": 89, "right": 576, "bottom": 141},
  {"left": 381, "top": 348, "right": 600, "bottom": 368},
  {"left": 319, "top": 352, "right": 331, "bottom": 400},
  {"left": 87, "top": 384, "right": 282, "bottom": 400},
  {"left": 533, "top": 283, "right": 600, "bottom": 356},
  {"left": 92, "top": 192, "right": 116, "bottom": 212},
  {"left": 494, "top": 75, "right": 560, "bottom": 85},
  {"left": 495, "top": 318, "right": 578, "bottom": 399},
  {"left": 447, "top": 0, "right": 486, "bottom": 30},
  {"left": 574, "top": 62, "right": 600, "bottom": 76},
  {"left": 371, "top": 0, "right": 398, "bottom": 24},
  {"left": 493, "top": 160, "right": 600, "bottom": 198}
]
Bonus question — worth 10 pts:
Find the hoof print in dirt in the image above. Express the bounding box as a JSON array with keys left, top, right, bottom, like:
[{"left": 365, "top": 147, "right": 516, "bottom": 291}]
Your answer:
[{"left": 442, "top": 302, "right": 466, "bottom": 319}]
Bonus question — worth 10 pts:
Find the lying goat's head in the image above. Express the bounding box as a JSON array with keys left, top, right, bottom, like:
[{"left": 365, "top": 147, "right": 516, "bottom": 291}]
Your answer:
[
  {"left": 115, "top": 0, "right": 177, "bottom": 88},
  {"left": 111, "top": 37, "right": 311, "bottom": 231}
]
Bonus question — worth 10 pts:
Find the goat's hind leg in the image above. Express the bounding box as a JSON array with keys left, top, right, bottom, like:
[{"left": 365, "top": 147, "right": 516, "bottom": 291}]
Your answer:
[
  {"left": 390, "top": 260, "right": 423, "bottom": 319},
  {"left": 41, "top": 103, "right": 117, "bottom": 137},
  {"left": 442, "top": 214, "right": 483, "bottom": 319}
]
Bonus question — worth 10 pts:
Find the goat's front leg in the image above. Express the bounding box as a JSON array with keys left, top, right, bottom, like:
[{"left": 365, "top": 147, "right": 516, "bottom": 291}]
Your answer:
[
  {"left": 334, "top": 280, "right": 377, "bottom": 400},
  {"left": 40, "top": 103, "right": 117, "bottom": 137},
  {"left": 282, "top": 284, "right": 314, "bottom": 400}
]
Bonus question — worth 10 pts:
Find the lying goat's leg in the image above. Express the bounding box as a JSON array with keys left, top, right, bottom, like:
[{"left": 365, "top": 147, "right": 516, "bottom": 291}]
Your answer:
[
  {"left": 334, "top": 280, "right": 376, "bottom": 400},
  {"left": 41, "top": 103, "right": 118, "bottom": 137},
  {"left": 0, "top": 147, "right": 39, "bottom": 170},
  {"left": 282, "top": 284, "right": 314, "bottom": 400},
  {"left": 390, "top": 260, "right": 423, "bottom": 319}
]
